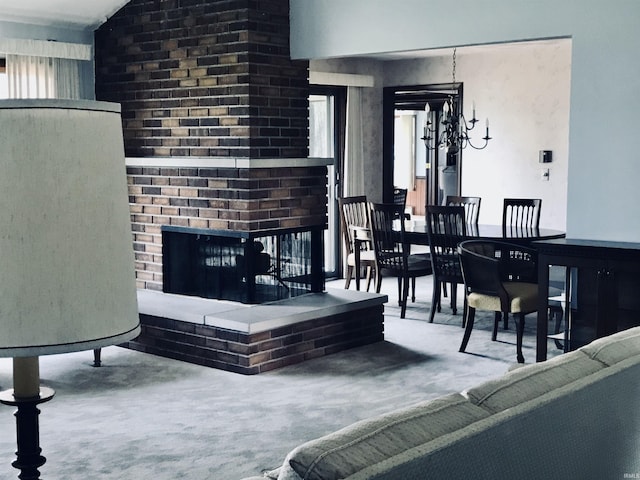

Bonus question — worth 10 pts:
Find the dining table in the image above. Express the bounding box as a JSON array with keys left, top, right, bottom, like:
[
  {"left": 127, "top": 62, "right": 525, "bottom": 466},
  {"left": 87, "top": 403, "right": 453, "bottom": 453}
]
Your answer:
[
  {"left": 402, "top": 221, "right": 566, "bottom": 247},
  {"left": 351, "top": 220, "right": 565, "bottom": 291}
]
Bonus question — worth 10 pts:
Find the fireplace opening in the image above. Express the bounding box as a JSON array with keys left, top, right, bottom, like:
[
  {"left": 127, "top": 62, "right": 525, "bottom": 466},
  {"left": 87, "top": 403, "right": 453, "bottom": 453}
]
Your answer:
[{"left": 162, "top": 225, "right": 325, "bottom": 304}]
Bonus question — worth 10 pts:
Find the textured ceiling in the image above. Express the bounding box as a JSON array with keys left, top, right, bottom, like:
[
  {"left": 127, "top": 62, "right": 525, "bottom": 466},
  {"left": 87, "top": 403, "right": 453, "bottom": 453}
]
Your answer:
[{"left": 0, "top": 0, "right": 130, "bottom": 29}]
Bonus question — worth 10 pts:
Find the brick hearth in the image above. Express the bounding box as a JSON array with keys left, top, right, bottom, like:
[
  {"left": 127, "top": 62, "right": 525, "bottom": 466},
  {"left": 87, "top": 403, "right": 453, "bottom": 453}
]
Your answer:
[{"left": 126, "top": 289, "right": 387, "bottom": 374}]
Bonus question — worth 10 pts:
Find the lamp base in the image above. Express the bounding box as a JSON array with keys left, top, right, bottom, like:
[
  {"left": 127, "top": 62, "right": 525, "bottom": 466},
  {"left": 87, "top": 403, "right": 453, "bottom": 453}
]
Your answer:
[{"left": 0, "top": 387, "right": 55, "bottom": 480}]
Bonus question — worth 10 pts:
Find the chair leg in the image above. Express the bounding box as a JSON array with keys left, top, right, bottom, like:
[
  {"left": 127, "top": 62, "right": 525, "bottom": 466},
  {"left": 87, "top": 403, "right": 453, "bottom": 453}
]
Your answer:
[
  {"left": 461, "top": 298, "right": 468, "bottom": 328},
  {"left": 451, "top": 283, "right": 457, "bottom": 315},
  {"left": 375, "top": 272, "right": 382, "bottom": 294},
  {"left": 429, "top": 279, "right": 441, "bottom": 323},
  {"left": 443, "top": 282, "right": 448, "bottom": 298},
  {"left": 459, "top": 307, "right": 476, "bottom": 353},
  {"left": 550, "top": 305, "right": 565, "bottom": 351},
  {"left": 515, "top": 313, "right": 526, "bottom": 363},
  {"left": 400, "top": 275, "right": 410, "bottom": 319},
  {"left": 492, "top": 312, "right": 501, "bottom": 341},
  {"left": 364, "top": 266, "right": 372, "bottom": 293},
  {"left": 411, "top": 276, "right": 416, "bottom": 302},
  {"left": 344, "top": 265, "right": 353, "bottom": 289},
  {"left": 503, "top": 312, "right": 509, "bottom": 330},
  {"left": 397, "top": 277, "right": 403, "bottom": 306}
]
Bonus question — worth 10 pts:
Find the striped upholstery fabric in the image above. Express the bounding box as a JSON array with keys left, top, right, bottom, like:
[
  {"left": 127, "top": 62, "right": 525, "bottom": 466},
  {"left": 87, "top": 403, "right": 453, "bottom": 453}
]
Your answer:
[
  {"left": 464, "top": 350, "right": 603, "bottom": 414},
  {"left": 466, "top": 281, "right": 537, "bottom": 313},
  {"left": 286, "top": 393, "right": 489, "bottom": 480},
  {"left": 579, "top": 326, "right": 640, "bottom": 366}
]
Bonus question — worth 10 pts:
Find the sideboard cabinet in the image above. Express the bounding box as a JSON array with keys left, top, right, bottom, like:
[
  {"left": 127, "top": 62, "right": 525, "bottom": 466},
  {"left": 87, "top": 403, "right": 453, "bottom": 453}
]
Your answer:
[{"left": 535, "top": 238, "right": 640, "bottom": 361}]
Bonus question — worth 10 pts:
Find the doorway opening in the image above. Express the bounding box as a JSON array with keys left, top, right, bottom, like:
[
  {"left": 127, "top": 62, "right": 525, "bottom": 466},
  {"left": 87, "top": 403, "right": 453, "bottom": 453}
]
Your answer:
[{"left": 383, "top": 83, "right": 463, "bottom": 216}]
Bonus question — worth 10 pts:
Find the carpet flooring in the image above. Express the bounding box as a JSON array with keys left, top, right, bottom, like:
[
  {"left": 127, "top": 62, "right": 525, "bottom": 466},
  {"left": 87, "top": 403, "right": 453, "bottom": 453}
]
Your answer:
[{"left": 0, "top": 276, "right": 560, "bottom": 480}]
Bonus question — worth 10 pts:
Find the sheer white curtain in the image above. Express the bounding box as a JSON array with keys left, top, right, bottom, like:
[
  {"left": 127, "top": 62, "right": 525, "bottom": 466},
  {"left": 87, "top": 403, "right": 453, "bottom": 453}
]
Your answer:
[
  {"left": 344, "top": 86, "right": 365, "bottom": 197},
  {"left": 7, "top": 55, "right": 81, "bottom": 99},
  {"left": 1, "top": 38, "right": 91, "bottom": 100}
]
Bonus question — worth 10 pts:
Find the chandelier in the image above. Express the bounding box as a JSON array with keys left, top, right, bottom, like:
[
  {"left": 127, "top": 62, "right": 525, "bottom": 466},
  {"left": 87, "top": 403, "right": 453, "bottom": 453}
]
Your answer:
[{"left": 422, "top": 48, "right": 491, "bottom": 152}]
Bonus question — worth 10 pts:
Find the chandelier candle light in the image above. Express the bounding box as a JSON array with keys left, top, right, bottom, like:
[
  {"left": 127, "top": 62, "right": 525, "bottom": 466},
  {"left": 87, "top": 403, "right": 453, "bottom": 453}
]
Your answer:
[{"left": 422, "top": 48, "right": 491, "bottom": 152}]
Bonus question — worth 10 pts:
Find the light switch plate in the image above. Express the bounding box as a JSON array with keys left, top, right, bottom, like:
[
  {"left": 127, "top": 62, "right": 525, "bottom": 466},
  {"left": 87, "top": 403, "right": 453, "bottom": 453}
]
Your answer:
[{"left": 541, "top": 168, "right": 550, "bottom": 181}]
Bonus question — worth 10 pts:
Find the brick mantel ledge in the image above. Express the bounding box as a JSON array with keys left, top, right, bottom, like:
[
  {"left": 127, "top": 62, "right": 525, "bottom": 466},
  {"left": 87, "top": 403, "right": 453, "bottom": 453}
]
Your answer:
[{"left": 125, "top": 157, "right": 333, "bottom": 169}]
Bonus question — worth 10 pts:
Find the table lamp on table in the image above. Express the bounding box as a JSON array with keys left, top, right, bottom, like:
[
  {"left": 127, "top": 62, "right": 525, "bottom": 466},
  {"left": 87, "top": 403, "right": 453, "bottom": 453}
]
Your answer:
[{"left": 0, "top": 99, "right": 141, "bottom": 480}]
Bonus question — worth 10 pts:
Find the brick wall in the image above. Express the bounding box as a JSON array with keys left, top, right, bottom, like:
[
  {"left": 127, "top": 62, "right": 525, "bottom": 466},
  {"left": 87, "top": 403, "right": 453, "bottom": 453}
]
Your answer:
[
  {"left": 94, "top": 0, "right": 327, "bottom": 292},
  {"left": 95, "top": 0, "right": 309, "bottom": 159}
]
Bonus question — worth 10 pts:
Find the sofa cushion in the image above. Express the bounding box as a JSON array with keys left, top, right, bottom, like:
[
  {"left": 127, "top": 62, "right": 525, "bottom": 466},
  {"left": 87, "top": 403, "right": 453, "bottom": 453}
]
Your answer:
[
  {"left": 578, "top": 326, "right": 640, "bottom": 366},
  {"left": 464, "top": 349, "right": 603, "bottom": 414},
  {"left": 285, "top": 393, "right": 489, "bottom": 480}
]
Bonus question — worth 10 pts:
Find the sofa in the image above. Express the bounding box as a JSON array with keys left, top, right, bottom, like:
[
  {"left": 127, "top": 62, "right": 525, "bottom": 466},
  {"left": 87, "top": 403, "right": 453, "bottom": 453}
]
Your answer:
[{"left": 241, "top": 326, "right": 640, "bottom": 480}]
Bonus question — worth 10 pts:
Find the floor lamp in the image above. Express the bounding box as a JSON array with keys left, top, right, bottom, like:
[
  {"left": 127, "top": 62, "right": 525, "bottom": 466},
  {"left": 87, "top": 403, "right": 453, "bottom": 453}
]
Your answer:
[{"left": 0, "top": 99, "right": 141, "bottom": 480}]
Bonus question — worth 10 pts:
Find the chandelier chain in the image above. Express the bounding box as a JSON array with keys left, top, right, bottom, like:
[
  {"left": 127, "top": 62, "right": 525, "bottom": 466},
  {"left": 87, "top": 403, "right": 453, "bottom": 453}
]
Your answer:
[{"left": 452, "top": 48, "right": 456, "bottom": 86}]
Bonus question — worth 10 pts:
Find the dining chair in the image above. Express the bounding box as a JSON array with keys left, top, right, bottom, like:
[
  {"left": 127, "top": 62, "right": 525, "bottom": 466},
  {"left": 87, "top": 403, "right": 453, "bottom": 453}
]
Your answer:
[
  {"left": 369, "top": 203, "right": 433, "bottom": 318},
  {"left": 425, "top": 205, "right": 467, "bottom": 324},
  {"left": 338, "top": 196, "right": 376, "bottom": 291},
  {"left": 393, "top": 187, "right": 407, "bottom": 208},
  {"left": 445, "top": 195, "right": 481, "bottom": 225},
  {"left": 439, "top": 196, "right": 480, "bottom": 303},
  {"left": 393, "top": 187, "right": 410, "bottom": 220},
  {"left": 500, "top": 197, "right": 541, "bottom": 331},
  {"left": 458, "top": 240, "right": 539, "bottom": 363},
  {"left": 502, "top": 198, "right": 541, "bottom": 229}
]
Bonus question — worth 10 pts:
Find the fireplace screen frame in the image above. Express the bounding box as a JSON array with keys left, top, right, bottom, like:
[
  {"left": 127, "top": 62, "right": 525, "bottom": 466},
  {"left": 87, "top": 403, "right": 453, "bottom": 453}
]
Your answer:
[{"left": 162, "top": 225, "right": 325, "bottom": 304}]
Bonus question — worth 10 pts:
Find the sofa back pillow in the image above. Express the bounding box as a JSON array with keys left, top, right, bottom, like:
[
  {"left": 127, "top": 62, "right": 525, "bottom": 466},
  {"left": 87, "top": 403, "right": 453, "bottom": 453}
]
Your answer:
[
  {"left": 285, "top": 393, "right": 489, "bottom": 480},
  {"left": 464, "top": 349, "right": 603, "bottom": 414},
  {"left": 579, "top": 326, "right": 640, "bottom": 366}
]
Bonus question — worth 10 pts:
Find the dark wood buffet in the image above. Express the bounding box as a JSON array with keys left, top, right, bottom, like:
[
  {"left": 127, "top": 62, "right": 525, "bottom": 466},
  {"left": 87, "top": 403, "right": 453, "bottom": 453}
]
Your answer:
[{"left": 535, "top": 238, "right": 640, "bottom": 361}]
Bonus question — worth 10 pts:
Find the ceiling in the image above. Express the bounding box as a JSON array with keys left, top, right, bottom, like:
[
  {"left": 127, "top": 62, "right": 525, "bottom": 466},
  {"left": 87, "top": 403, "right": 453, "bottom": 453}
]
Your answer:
[
  {"left": 360, "top": 38, "right": 568, "bottom": 61},
  {"left": 0, "top": 2, "right": 569, "bottom": 58},
  {"left": 0, "top": 0, "right": 130, "bottom": 29}
]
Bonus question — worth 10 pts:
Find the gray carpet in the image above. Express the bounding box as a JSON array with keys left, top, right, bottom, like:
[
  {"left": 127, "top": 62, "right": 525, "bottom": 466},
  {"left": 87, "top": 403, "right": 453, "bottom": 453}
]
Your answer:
[{"left": 0, "top": 277, "right": 559, "bottom": 480}]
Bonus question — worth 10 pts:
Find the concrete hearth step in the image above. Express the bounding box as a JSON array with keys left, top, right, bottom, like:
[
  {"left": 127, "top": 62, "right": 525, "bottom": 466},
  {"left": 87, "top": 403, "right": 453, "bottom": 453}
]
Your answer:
[{"left": 137, "top": 288, "right": 387, "bottom": 334}]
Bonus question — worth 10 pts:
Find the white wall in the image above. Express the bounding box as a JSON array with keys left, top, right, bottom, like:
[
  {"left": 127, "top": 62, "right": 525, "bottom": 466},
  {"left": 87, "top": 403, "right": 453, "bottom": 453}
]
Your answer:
[
  {"left": 384, "top": 41, "right": 571, "bottom": 229},
  {"left": 292, "top": 0, "right": 640, "bottom": 242}
]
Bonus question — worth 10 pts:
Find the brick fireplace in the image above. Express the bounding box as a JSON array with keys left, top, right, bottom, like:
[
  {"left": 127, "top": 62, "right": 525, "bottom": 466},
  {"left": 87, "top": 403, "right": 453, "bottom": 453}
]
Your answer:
[
  {"left": 93, "top": 0, "right": 387, "bottom": 373},
  {"left": 95, "top": 0, "right": 327, "bottom": 292},
  {"left": 123, "top": 161, "right": 327, "bottom": 292}
]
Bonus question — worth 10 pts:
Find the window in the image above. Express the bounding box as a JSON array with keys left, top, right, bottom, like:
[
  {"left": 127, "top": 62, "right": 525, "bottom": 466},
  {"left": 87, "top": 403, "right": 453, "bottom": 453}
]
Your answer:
[{"left": 0, "top": 39, "right": 93, "bottom": 100}]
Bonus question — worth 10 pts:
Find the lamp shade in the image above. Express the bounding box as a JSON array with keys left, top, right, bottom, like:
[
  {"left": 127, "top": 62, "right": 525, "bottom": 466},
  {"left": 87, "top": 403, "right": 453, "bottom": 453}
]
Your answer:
[{"left": 0, "top": 99, "right": 140, "bottom": 357}]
